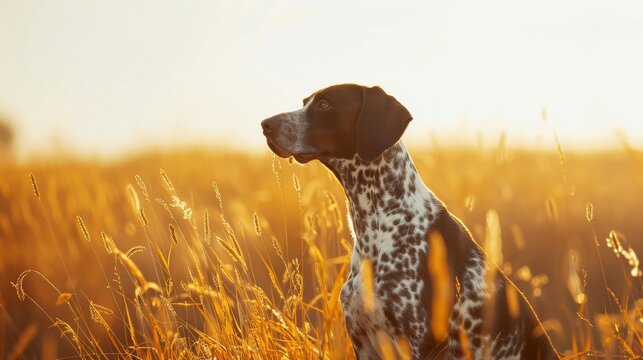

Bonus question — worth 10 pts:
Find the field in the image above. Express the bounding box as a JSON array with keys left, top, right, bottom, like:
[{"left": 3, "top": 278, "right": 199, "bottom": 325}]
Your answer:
[{"left": 0, "top": 142, "right": 641, "bottom": 359}]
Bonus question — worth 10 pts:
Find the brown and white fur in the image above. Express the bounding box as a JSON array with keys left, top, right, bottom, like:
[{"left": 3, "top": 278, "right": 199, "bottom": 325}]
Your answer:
[{"left": 261, "top": 84, "right": 557, "bottom": 360}]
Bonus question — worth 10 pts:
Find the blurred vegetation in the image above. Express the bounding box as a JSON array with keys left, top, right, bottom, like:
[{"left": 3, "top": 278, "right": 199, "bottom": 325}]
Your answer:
[
  {"left": 0, "top": 118, "right": 14, "bottom": 162},
  {"left": 0, "top": 143, "right": 641, "bottom": 358}
]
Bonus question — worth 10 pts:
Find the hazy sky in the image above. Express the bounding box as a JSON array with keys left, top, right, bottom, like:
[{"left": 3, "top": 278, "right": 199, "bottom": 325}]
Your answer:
[{"left": 1, "top": 0, "right": 642, "bottom": 157}]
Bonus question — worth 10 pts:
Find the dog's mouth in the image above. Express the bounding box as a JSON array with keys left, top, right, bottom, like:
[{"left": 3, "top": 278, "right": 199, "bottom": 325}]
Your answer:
[
  {"left": 265, "top": 139, "right": 318, "bottom": 164},
  {"left": 265, "top": 139, "right": 291, "bottom": 158}
]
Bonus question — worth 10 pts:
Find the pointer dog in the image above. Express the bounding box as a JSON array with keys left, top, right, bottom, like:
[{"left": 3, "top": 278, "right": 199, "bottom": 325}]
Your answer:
[{"left": 261, "top": 84, "right": 556, "bottom": 359}]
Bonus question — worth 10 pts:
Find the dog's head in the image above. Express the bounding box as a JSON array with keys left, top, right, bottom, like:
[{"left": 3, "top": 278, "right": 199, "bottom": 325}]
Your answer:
[{"left": 261, "top": 84, "right": 412, "bottom": 163}]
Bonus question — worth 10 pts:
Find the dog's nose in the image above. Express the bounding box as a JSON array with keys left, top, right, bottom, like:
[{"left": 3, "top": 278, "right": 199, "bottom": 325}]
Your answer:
[
  {"left": 261, "top": 119, "right": 271, "bottom": 132},
  {"left": 261, "top": 117, "right": 277, "bottom": 133}
]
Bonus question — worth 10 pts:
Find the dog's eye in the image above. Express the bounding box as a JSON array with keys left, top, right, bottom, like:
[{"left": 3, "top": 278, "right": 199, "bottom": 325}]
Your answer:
[{"left": 316, "top": 100, "right": 331, "bottom": 111}]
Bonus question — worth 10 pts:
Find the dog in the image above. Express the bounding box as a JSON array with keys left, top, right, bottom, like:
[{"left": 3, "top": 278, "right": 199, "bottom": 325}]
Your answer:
[{"left": 261, "top": 84, "right": 557, "bottom": 359}]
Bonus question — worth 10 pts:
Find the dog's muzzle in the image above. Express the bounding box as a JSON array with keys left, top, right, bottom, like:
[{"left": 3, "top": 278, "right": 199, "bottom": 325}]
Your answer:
[{"left": 261, "top": 116, "right": 292, "bottom": 157}]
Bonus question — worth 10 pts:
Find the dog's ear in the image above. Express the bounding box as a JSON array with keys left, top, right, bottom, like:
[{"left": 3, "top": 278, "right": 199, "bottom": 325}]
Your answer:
[{"left": 356, "top": 86, "right": 412, "bottom": 161}]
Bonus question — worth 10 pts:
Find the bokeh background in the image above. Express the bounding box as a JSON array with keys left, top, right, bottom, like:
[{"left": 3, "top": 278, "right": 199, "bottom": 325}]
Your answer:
[
  {"left": 1, "top": 0, "right": 643, "bottom": 158},
  {"left": 0, "top": 1, "right": 642, "bottom": 359}
]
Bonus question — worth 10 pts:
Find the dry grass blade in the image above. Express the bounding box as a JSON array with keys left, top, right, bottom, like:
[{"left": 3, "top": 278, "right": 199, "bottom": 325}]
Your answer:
[
  {"left": 458, "top": 326, "right": 473, "bottom": 360},
  {"left": 567, "top": 250, "right": 587, "bottom": 305},
  {"left": 126, "top": 183, "right": 140, "bottom": 214},
  {"left": 360, "top": 258, "right": 375, "bottom": 314},
  {"left": 510, "top": 224, "right": 525, "bottom": 251},
  {"left": 7, "top": 324, "right": 37, "bottom": 360},
  {"left": 396, "top": 337, "right": 412, "bottom": 360},
  {"left": 376, "top": 330, "right": 396, "bottom": 360},
  {"left": 139, "top": 207, "right": 148, "bottom": 226},
  {"left": 259, "top": 255, "right": 286, "bottom": 302},
  {"left": 215, "top": 236, "right": 248, "bottom": 274},
  {"left": 50, "top": 318, "right": 81, "bottom": 352},
  {"left": 506, "top": 284, "right": 520, "bottom": 319},
  {"left": 160, "top": 168, "right": 175, "bottom": 193},
  {"left": 484, "top": 210, "right": 503, "bottom": 267},
  {"left": 545, "top": 196, "right": 559, "bottom": 222},
  {"left": 271, "top": 236, "right": 286, "bottom": 266},
  {"left": 428, "top": 231, "right": 453, "bottom": 342},
  {"left": 115, "top": 248, "right": 147, "bottom": 288}
]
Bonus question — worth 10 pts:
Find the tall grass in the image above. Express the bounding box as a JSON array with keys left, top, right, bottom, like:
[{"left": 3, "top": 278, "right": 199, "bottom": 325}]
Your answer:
[{"left": 0, "top": 145, "right": 641, "bottom": 359}]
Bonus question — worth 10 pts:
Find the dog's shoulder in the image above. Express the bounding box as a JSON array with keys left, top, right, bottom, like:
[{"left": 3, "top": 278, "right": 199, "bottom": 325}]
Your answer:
[{"left": 428, "top": 207, "right": 481, "bottom": 279}]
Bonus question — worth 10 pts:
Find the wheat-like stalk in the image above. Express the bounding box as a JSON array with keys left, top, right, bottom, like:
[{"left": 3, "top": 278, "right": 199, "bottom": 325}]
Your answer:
[
  {"left": 29, "top": 173, "right": 40, "bottom": 199},
  {"left": 253, "top": 212, "right": 262, "bottom": 236},
  {"left": 160, "top": 168, "right": 175, "bottom": 193},
  {"left": 135, "top": 175, "right": 150, "bottom": 202},
  {"left": 585, "top": 202, "right": 594, "bottom": 223},
  {"left": 77, "top": 216, "right": 91, "bottom": 242},
  {"left": 169, "top": 223, "right": 178, "bottom": 245},
  {"left": 203, "top": 208, "right": 211, "bottom": 244}
]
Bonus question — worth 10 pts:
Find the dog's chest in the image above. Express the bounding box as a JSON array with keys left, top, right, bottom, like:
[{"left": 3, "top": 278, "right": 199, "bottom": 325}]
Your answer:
[
  {"left": 340, "top": 203, "right": 436, "bottom": 352},
  {"left": 329, "top": 146, "right": 442, "bottom": 350},
  {"left": 340, "top": 243, "right": 430, "bottom": 353}
]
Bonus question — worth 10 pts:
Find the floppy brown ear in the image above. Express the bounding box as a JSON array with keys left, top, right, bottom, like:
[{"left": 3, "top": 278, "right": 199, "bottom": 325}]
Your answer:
[{"left": 356, "top": 86, "right": 413, "bottom": 161}]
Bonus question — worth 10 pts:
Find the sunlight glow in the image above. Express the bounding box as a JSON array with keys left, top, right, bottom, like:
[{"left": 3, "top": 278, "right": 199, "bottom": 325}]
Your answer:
[{"left": 0, "top": 0, "right": 642, "bottom": 157}]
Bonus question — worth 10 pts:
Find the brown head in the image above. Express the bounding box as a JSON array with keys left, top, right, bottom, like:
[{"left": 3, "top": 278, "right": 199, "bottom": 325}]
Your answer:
[{"left": 261, "top": 84, "right": 412, "bottom": 163}]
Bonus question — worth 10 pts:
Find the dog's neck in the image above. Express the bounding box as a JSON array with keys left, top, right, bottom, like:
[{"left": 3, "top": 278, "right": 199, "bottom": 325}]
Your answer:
[{"left": 322, "top": 142, "right": 443, "bottom": 260}]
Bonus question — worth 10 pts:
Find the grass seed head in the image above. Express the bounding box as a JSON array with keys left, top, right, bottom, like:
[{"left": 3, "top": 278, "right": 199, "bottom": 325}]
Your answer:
[
  {"left": 134, "top": 175, "right": 149, "bottom": 202},
  {"left": 101, "top": 232, "right": 115, "bottom": 254},
  {"left": 585, "top": 202, "right": 594, "bottom": 223},
  {"left": 203, "top": 208, "right": 211, "bottom": 244},
  {"left": 29, "top": 173, "right": 40, "bottom": 199},
  {"left": 77, "top": 216, "right": 90, "bottom": 242},
  {"left": 253, "top": 212, "right": 262, "bottom": 236},
  {"left": 13, "top": 269, "right": 34, "bottom": 301},
  {"left": 169, "top": 224, "right": 178, "bottom": 245},
  {"left": 212, "top": 181, "right": 223, "bottom": 209},
  {"left": 292, "top": 173, "right": 300, "bottom": 192}
]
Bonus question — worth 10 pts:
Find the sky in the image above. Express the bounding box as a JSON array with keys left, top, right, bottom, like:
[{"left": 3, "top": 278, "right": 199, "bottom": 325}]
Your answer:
[{"left": 1, "top": 0, "right": 642, "bottom": 158}]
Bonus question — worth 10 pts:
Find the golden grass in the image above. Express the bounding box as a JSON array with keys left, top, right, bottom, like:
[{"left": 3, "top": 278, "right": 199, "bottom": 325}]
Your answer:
[
  {"left": 0, "top": 144, "right": 641, "bottom": 359},
  {"left": 427, "top": 232, "right": 452, "bottom": 343}
]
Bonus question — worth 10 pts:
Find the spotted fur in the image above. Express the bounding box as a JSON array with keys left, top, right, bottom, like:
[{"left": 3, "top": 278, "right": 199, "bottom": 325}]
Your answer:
[{"left": 261, "top": 84, "right": 557, "bottom": 360}]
